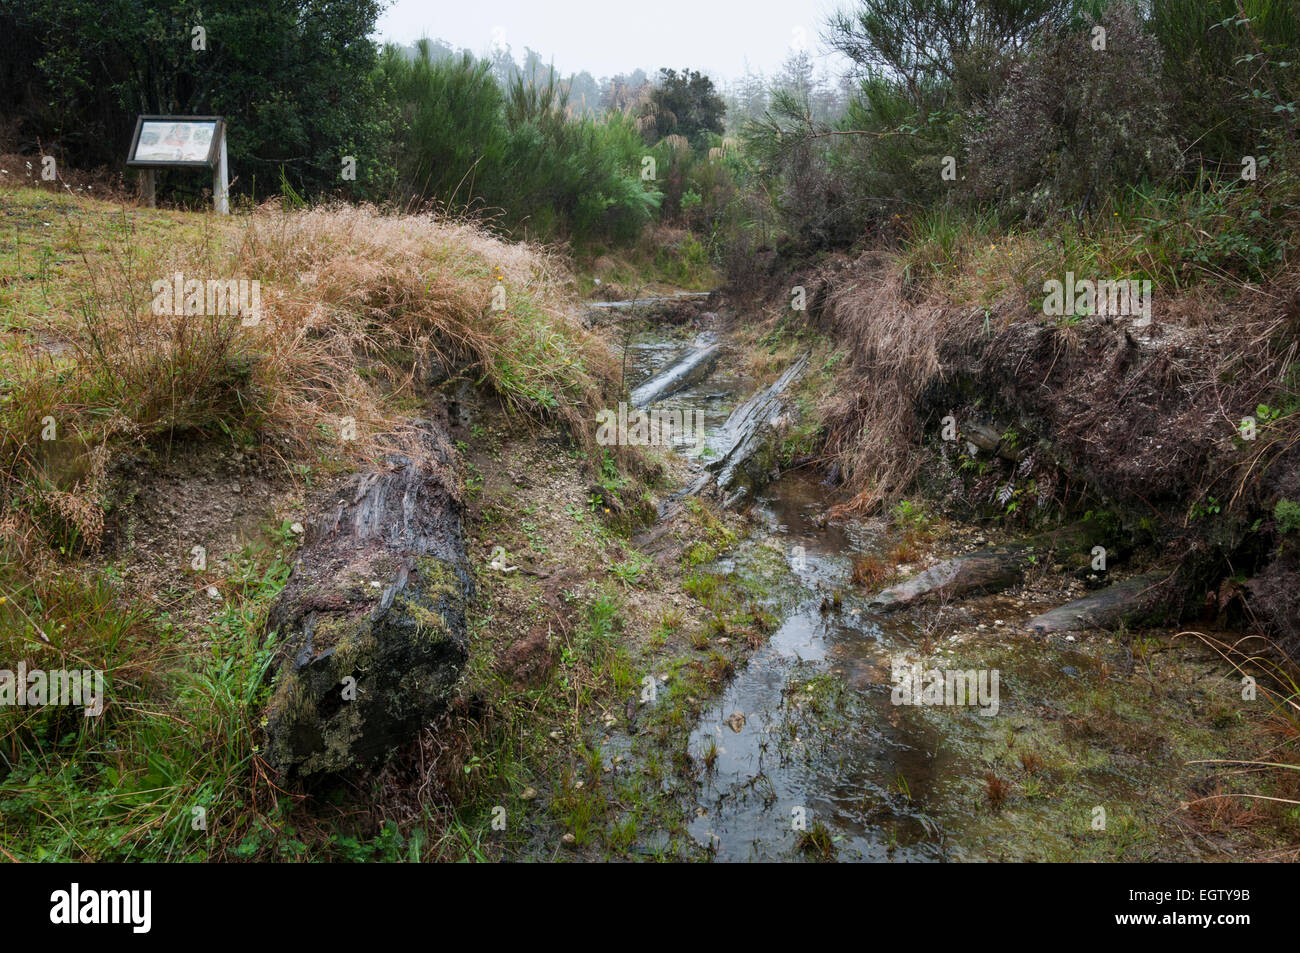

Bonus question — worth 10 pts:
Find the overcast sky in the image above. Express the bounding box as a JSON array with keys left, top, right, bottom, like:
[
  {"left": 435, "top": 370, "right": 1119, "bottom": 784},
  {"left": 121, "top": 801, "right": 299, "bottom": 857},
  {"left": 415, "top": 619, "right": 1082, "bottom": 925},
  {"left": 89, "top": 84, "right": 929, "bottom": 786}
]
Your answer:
[{"left": 374, "top": 0, "right": 853, "bottom": 83}]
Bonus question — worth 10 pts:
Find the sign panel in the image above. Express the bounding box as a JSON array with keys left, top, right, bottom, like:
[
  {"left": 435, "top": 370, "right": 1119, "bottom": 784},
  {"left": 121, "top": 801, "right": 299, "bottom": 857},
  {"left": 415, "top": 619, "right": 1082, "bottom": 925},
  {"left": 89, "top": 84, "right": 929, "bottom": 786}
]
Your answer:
[{"left": 127, "top": 116, "right": 224, "bottom": 168}]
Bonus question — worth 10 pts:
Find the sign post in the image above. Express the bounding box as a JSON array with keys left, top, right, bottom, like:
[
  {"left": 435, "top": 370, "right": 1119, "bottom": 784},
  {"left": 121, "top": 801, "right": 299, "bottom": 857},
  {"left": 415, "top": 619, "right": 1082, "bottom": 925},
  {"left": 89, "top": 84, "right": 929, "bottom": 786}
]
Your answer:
[
  {"left": 214, "top": 129, "right": 229, "bottom": 214},
  {"left": 125, "top": 115, "right": 229, "bottom": 214}
]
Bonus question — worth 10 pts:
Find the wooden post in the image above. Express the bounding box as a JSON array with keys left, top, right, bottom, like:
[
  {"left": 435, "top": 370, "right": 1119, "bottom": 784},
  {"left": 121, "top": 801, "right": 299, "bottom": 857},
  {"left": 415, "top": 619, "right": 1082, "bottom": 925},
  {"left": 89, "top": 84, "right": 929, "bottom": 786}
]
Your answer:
[
  {"left": 213, "top": 129, "right": 229, "bottom": 214},
  {"left": 141, "top": 169, "right": 156, "bottom": 208}
]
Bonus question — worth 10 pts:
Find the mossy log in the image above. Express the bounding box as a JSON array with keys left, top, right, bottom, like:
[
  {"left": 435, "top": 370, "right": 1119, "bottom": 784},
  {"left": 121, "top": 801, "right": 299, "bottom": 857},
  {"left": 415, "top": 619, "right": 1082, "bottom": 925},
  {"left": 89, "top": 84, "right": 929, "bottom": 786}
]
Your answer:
[
  {"left": 261, "top": 421, "right": 471, "bottom": 777},
  {"left": 867, "top": 520, "right": 1107, "bottom": 610}
]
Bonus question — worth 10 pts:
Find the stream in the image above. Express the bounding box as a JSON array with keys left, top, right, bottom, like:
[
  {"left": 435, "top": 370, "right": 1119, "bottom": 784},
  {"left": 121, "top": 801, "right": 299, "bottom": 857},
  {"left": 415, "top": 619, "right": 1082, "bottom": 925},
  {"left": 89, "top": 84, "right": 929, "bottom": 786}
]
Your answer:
[{"left": 623, "top": 320, "right": 1252, "bottom": 863}]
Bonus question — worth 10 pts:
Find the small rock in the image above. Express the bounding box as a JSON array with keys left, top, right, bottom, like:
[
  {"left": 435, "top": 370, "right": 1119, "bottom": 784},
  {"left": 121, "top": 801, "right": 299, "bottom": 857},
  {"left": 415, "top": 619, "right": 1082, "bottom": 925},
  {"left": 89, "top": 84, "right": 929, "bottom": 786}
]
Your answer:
[
  {"left": 206, "top": 586, "right": 221, "bottom": 601},
  {"left": 290, "top": 522, "right": 305, "bottom": 535},
  {"left": 520, "top": 787, "right": 537, "bottom": 800},
  {"left": 561, "top": 833, "right": 577, "bottom": 848}
]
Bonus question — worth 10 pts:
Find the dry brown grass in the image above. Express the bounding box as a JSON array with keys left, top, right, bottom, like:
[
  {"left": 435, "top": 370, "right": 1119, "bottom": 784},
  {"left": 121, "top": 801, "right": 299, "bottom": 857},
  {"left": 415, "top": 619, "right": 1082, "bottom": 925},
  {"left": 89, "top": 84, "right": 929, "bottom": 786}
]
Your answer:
[
  {"left": 850, "top": 554, "right": 891, "bottom": 588},
  {"left": 890, "top": 535, "right": 923, "bottom": 565},
  {"left": 984, "top": 772, "right": 1011, "bottom": 809},
  {"left": 230, "top": 202, "right": 614, "bottom": 449},
  {"left": 811, "top": 243, "right": 1300, "bottom": 527},
  {"left": 816, "top": 267, "right": 965, "bottom": 515},
  {"left": 0, "top": 194, "right": 617, "bottom": 559}
]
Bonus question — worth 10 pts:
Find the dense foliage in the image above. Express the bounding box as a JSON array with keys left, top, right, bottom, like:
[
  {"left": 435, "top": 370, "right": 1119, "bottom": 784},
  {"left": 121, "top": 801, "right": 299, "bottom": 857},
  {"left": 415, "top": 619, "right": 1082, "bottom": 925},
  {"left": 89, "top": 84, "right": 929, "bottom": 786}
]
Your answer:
[
  {"left": 739, "top": 0, "right": 1300, "bottom": 266},
  {"left": 382, "top": 42, "right": 661, "bottom": 244},
  {"left": 0, "top": 0, "right": 396, "bottom": 201}
]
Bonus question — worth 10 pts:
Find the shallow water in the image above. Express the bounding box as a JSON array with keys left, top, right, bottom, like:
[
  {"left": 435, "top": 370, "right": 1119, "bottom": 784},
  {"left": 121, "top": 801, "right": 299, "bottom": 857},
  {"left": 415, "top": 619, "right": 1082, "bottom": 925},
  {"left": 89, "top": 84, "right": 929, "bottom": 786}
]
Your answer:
[{"left": 627, "top": 325, "right": 1245, "bottom": 863}]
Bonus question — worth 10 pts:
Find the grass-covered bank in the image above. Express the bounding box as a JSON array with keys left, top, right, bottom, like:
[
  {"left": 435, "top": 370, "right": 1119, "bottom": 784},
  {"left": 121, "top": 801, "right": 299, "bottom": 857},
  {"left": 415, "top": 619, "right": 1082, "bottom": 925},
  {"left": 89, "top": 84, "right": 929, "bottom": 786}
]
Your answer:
[{"left": 0, "top": 183, "right": 695, "bottom": 859}]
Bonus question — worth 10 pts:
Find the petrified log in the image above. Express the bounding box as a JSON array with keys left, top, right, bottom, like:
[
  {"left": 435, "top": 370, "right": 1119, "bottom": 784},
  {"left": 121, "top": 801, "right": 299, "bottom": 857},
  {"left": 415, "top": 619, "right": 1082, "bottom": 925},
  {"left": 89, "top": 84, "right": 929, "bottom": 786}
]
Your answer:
[
  {"left": 867, "top": 520, "right": 1106, "bottom": 610},
  {"left": 686, "top": 353, "right": 809, "bottom": 507},
  {"left": 633, "top": 355, "right": 809, "bottom": 562},
  {"left": 585, "top": 292, "right": 712, "bottom": 311},
  {"left": 261, "top": 421, "right": 472, "bottom": 776},
  {"left": 629, "top": 336, "right": 720, "bottom": 407},
  {"left": 1024, "top": 573, "right": 1169, "bottom": 634}
]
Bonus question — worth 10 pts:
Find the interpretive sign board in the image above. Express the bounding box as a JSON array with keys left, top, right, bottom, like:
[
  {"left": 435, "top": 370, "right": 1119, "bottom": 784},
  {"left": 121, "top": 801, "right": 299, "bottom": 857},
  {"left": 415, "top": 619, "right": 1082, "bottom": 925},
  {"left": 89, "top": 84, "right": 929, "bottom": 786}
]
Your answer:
[{"left": 126, "top": 115, "right": 229, "bottom": 213}]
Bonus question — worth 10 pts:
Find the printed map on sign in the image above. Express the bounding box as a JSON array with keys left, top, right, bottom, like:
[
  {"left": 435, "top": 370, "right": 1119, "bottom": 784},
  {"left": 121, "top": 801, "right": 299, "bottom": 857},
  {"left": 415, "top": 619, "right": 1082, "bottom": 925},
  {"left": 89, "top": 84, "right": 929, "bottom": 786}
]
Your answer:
[{"left": 132, "top": 120, "right": 217, "bottom": 163}]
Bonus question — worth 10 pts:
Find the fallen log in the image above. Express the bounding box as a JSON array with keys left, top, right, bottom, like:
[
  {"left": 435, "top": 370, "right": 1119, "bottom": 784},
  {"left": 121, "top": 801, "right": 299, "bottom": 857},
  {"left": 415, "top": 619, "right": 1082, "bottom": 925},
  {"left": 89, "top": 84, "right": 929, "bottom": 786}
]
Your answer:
[
  {"left": 867, "top": 520, "right": 1107, "bottom": 610},
  {"left": 585, "top": 292, "right": 712, "bottom": 310},
  {"left": 1024, "top": 573, "right": 1169, "bottom": 634},
  {"left": 685, "top": 353, "right": 809, "bottom": 508},
  {"left": 633, "top": 355, "right": 809, "bottom": 562},
  {"left": 261, "top": 420, "right": 472, "bottom": 777},
  {"left": 629, "top": 336, "right": 720, "bottom": 407}
]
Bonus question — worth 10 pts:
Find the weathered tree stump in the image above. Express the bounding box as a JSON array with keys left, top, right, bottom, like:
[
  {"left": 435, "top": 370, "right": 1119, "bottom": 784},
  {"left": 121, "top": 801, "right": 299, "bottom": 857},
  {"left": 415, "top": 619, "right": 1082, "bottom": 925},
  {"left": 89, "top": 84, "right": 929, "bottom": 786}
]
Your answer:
[{"left": 261, "top": 420, "right": 472, "bottom": 777}]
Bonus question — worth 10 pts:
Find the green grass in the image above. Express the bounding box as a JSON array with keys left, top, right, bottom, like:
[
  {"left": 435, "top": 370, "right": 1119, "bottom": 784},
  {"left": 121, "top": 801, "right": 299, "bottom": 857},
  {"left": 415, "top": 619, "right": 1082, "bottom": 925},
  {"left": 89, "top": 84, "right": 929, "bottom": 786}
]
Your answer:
[
  {"left": 0, "top": 528, "right": 292, "bottom": 861},
  {"left": 899, "top": 158, "right": 1298, "bottom": 306}
]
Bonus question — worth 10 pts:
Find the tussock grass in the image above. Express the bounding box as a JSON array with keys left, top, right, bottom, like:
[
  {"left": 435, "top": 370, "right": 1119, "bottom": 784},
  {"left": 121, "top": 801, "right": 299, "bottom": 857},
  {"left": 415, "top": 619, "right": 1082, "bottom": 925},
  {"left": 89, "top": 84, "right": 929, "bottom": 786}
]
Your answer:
[{"left": 0, "top": 189, "right": 616, "bottom": 559}]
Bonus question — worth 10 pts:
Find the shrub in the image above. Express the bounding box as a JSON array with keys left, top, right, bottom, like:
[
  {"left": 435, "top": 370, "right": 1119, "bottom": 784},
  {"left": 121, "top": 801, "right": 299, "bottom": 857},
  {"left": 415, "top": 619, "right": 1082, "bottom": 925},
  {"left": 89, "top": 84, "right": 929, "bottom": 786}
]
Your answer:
[
  {"left": 383, "top": 44, "right": 660, "bottom": 244},
  {"left": 966, "top": 2, "right": 1180, "bottom": 221}
]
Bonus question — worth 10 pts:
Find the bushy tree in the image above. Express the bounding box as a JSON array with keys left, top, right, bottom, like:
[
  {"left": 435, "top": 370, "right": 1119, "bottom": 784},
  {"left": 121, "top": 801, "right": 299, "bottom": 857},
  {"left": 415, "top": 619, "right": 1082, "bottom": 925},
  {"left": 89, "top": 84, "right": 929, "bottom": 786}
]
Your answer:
[
  {"left": 827, "top": 0, "right": 1077, "bottom": 109},
  {"left": 1148, "top": 0, "right": 1299, "bottom": 170},
  {"left": 965, "top": 2, "right": 1180, "bottom": 219},
  {"left": 383, "top": 46, "right": 660, "bottom": 244},
  {"left": 645, "top": 69, "right": 727, "bottom": 150}
]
